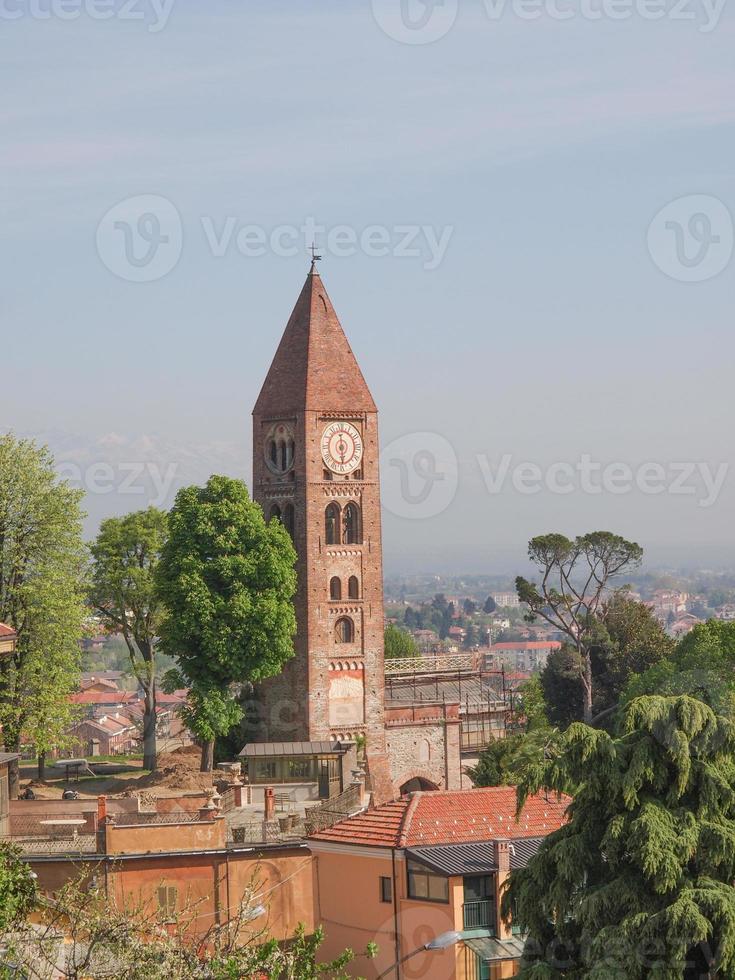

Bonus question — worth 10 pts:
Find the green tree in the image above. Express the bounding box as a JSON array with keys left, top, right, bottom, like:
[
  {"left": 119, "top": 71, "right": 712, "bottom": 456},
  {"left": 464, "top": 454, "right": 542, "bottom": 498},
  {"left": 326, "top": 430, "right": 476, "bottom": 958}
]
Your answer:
[
  {"left": 484, "top": 595, "right": 497, "bottom": 614},
  {"left": 541, "top": 645, "right": 585, "bottom": 729},
  {"left": 625, "top": 619, "right": 735, "bottom": 715},
  {"left": 516, "top": 532, "right": 643, "bottom": 722},
  {"left": 89, "top": 508, "right": 167, "bottom": 771},
  {"left": 541, "top": 597, "right": 672, "bottom": 728},
  {"left": 590, "top": 595, "right": 673, "bottom": 719},
  {"left": 464, "top": 598, "right": 477, "bottom": 616},
  {"left": 504, "top": 695, "right": 735, "bottom": 978},
  {"left": 0, "top": 842, "right": 38, "bottom": 932},
  {"left": 384, "top": 623, "right": 419, "bottom": 660},
  {"left": 155, "top": 476, "right": 297, "bottom": 771},
  {"left": 517, "top": 675, "right": 549, "bottom": 731},
  {"left": 466, "top": 728, "right": 560, "bottom": 788},
  {"left": 0, "top": 436, "right": 86, "bottom": 791},
  {"left": 463, "top": 623, "right": 478, "bottom": 649}
]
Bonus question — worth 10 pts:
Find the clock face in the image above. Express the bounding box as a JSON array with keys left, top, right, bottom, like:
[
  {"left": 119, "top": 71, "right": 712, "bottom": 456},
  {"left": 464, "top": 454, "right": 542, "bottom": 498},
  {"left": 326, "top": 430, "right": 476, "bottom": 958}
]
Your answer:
[{"left": 321, "top": 421, "right": 363, "bottom": 475}]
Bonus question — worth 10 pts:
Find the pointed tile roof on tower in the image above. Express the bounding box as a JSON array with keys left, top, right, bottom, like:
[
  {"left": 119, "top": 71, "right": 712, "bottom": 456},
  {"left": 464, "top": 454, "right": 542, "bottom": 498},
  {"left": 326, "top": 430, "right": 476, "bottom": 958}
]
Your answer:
[{"left": 253, "top": 265, "right": 377, "bottom": 417}]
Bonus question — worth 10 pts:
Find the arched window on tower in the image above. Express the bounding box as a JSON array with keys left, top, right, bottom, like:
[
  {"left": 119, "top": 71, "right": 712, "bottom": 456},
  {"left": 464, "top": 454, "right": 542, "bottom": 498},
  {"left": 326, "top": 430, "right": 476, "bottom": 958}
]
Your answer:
[
  {"left": 269, "top": 504, "right": 282, "bottom": 522},
  {"left": 343, "top": 503, "right": 362, "bottom": 545},
  {"left": 283, "top": 503, "right": 295, "bottom": 539},
  {"left": 335, "top": 617, "right": 354, "bottom": 644},
  {"left": 325, "top": 503, "right": 340, "bottom": 545},
  {"left": 269, "top": 441, "right": 278, "bottom": 467},
  {"left": 330, "top": 577, "right": 342, "bottom": 601},
  {"left": 348, "top": 576, "right": 359, "bottom": 599}
]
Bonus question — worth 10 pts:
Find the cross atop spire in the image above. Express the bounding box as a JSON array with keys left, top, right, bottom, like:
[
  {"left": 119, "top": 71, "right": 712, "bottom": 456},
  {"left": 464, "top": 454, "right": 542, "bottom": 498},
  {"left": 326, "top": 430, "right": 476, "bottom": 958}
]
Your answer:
[{"left": 309, "top": 242, "right": 322, "bottom": 273}]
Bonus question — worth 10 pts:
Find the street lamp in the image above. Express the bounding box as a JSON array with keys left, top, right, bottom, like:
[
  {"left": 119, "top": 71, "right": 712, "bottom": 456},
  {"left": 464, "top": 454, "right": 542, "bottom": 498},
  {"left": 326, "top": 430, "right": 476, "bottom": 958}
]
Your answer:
[{"left": 375, "top": 930, "right": 464, "bottom": 979}]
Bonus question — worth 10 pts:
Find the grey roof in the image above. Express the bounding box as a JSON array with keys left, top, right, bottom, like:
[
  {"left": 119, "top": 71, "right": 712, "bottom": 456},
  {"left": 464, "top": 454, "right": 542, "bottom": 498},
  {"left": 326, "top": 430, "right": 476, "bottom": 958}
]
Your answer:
[
  {"left": 406, "top": 837, "right": 544, "bottom": 877},
  {"left": 385, "top": 675, "right": 506, "bottom": 708},
  {"left": 465, "top": 936, "right": 526, "bottom": 962},
  {"left": 0, "top": 752, "right": 20, "bottom": 765},
  {"left": 239, "top": 741, "right": 345, "bottom": 758}
]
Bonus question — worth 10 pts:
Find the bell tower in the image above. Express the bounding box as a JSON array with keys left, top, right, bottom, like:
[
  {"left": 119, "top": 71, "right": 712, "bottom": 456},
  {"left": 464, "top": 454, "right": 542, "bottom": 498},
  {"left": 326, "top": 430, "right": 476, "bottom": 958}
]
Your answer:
[{"left": 252, "top": 263, "right": 386, "bottom": 756}]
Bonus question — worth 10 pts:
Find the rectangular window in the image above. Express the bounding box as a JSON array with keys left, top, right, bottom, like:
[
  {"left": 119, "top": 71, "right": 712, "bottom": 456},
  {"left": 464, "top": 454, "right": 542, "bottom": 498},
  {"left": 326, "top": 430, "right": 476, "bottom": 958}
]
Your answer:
[
  {"left": 407, "top": 859, "right": 449, "bottom": 903},
  {"left": 157, "top": 884, "right": 178, "bottom": 920},
  {"left": 463, "top": 875, "right": 496, "bottom": 932},
  {"left": 380, "top": 876, "right": 392, "bottom": 903},
  {"left": 253, "top": 759, "right": 278, "bottom": 782},
  {"left": 287, "top": 758, "right": 316, "bottom": 781}
]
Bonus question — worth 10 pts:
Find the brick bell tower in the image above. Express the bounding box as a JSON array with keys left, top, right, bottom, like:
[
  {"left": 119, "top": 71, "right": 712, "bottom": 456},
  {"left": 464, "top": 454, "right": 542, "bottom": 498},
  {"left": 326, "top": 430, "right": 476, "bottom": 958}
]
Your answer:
[{"left": 252, "top": 261, "right": 388, "bottom": 769}]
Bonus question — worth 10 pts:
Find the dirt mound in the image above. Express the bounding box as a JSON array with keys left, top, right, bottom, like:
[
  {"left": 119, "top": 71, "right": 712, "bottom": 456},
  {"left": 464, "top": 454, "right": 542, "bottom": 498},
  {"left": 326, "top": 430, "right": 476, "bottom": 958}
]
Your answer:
[
  {"left": 135, "top": 746, "right": 212, "bottom": 792},
  {"left": 137, "top": 765, "right": 212, "bottom": 792},
  {"left": 157, "top": 745, "right": 201, "bottom": 766}
]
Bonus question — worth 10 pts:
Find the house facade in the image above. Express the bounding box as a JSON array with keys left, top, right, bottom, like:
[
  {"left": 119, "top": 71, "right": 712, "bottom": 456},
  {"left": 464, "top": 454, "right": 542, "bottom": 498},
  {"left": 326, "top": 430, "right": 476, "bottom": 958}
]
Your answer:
[{"left": 309, "top": 787, "right": 568, "bottom": 979}]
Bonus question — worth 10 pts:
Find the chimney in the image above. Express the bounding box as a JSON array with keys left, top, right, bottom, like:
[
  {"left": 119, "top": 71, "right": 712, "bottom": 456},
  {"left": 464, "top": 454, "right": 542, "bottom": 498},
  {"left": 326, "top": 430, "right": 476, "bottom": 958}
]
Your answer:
[{"left": 494, "top": 838, "right": 510, "bottom": 872}]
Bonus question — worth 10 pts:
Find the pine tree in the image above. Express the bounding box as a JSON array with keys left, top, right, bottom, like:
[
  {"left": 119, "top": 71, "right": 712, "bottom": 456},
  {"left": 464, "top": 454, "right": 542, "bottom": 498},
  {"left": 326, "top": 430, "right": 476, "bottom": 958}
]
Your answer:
[{"left": 504, "top": 695, "right": 735, "bottom": 978}]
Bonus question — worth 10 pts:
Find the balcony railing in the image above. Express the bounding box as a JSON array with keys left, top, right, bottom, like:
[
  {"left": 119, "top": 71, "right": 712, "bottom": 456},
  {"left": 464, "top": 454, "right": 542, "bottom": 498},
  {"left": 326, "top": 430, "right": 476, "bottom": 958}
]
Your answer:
[{"left": 463, "top": 899, "right": 495, "bottom": 931}]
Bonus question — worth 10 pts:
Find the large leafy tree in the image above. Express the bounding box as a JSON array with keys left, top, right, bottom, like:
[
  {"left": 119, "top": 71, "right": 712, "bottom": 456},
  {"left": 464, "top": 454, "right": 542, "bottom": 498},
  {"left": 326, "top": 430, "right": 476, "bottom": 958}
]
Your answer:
[
  {"left": 0, "top": 435, "right": 86, "bottom": 792},
  {"left": 625, "top": 619, "right": 735, "bottom": 715},
  {"left": 516, "top": 532, "right": 643, "bottom": 722},
  {"left": 541, "top": 597, "right": 672, "bottom": 728},
  {"left": 89, "top": 507, "right": 167, "bottom": 771},
  {"left": 504, "top": 695, "right": 735, "bottom": 978},
  {"left": 155, "top": 476, "right": 297, "bottom": 771}
]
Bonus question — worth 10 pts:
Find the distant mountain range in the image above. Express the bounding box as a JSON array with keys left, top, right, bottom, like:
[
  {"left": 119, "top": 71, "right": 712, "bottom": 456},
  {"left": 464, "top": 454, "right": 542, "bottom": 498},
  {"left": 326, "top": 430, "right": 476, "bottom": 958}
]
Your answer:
[{"left": 15, "top": 429, "right": 249, "bottom": 537}]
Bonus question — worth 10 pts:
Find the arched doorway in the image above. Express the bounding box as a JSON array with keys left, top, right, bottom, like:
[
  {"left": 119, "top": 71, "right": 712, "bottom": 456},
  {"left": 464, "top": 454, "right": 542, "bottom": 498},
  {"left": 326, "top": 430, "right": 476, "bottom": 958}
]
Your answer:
[{"left": 399, "top": 775, "right": 439, "bottom": 795}]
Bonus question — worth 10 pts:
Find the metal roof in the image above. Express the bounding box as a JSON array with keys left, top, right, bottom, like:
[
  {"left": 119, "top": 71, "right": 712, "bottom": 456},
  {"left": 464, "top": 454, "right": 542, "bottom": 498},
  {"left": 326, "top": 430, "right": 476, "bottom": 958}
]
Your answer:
[
  {"left": 385, "top": 675, "right": 506, "bottom": 708},
  {"left": 406, "top": 837, "right": 545, "bottom": 877},
  {"left": 239, "top": 741, "right": 345, "bottom": 758},
  {"left": 465, "top": 936, "right": 526, "bottom": 962}
]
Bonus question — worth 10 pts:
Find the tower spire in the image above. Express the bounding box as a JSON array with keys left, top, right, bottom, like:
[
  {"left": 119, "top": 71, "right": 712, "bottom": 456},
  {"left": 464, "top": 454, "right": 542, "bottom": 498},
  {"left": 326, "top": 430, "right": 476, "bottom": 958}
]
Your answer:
[{"left": 253, "top": 267, "right": 376, "bottom": 417}]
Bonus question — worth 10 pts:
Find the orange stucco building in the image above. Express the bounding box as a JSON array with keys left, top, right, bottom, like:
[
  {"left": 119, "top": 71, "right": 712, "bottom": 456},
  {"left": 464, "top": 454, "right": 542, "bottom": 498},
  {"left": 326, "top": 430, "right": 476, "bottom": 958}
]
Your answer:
[{"left": 309, "top": 787, "right": 569, "bottom": 980}]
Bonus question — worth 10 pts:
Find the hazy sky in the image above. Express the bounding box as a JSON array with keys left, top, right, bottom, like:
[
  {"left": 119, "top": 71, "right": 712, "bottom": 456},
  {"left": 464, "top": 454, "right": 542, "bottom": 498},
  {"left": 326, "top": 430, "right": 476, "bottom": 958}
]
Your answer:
[{"left": 2, "top": 0, "right": 733, "bottom": 573}]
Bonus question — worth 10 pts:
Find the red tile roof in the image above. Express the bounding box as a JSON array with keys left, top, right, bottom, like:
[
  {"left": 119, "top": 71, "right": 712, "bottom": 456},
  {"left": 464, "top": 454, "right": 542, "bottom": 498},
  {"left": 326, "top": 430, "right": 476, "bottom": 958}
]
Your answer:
[
  {"left": 310, "top": 787, "right": 569, "bottom": 848},
  {"left": 491, "top": 642, "right": 562, "bottom": 650},
  {"left": 70, "top": 691, "right": 186, "bottom": 706},
  {"left": 0, "top": 623, "right": 16, "bottom": 637}
]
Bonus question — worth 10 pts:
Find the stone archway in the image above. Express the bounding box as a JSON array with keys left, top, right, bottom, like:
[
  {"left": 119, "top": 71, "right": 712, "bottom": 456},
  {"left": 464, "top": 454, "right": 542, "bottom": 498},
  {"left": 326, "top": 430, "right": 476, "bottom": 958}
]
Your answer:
[{"left": 399, "top": 773, "right": 440, "bottom": 795}]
